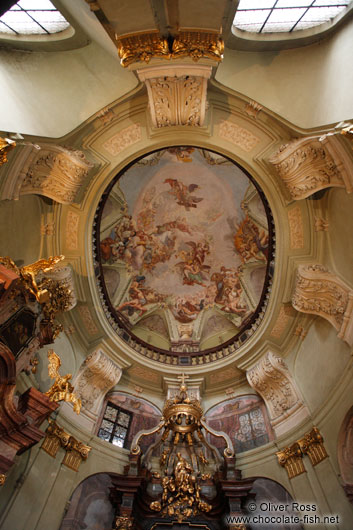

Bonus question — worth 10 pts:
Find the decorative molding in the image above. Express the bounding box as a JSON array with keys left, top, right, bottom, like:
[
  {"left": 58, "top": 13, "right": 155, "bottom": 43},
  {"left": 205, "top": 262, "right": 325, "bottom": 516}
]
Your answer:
[
  {"left": 117, "top": 32, "right": 170, "bottom": 68},
  {"left": 17, "top": 145, "right": 93, "bottom": 204},
  {"left": 247, "top": 352, "right": 309, "bottom": 436},
  {"left": 218, "top": 120, "right": 260, "bottom": 153},
  {"left": 73, "top": 348, "right": 122, "bottom": 415},
  {"left": 65, "top": 211, "right": 80, "bottom": 251},
  {"left": 128, "top": 364, "right": 159, "bottom": 383},
  {"left": 244, "top": 100, "right": 263, "bottom": 119},
  {"left": 270, "top": 305, "right": 293, "bottom": 338},
  {"left": 0, "top": 474, "right": 5, "bottom": 486},
  {"left": 314, "top": 217, "right": 329, "bottom": 232},
  {"left": 287, "top": 206, "right": 304, "bottom": 249},
  {"left": 269, "top": 136, "right": 353, "bottom": 200},
  {"left": 171, "top": 30, "right": 224, "bottom": 62},
  {"left": 292, "top": 264, "right": 353, "bottom": 346},
  {"left": 276, "top": 442, "right": 306, "bottom": 479},
  {"left": 102, "top": 124, "right": 142, "bottom": 156},
  {"left": 293, "top": 325, "right": 307, "bottom": 340},
  {"left": 77, "top": 305, "right": 99, "bottom": 335},
  {"left": 40, "top": 222, "right": 55, "bottom": 236},
  {"left": 137, "top": 65, "right": 211, "bottom": 127},
  {"left": 297, "top": 427, "right": 328, "bottom": 466}
]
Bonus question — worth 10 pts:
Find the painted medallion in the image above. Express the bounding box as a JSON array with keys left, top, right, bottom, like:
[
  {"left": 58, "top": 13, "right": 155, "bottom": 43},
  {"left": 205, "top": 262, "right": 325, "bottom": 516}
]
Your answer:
[{"left": 97, "top": 147, "right": 272, "bottom": 353}]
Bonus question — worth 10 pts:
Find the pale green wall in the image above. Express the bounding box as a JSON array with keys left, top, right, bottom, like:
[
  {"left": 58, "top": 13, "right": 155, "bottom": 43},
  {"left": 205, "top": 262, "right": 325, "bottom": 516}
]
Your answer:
[
  {"left": 0, "top": 41, "right": 137, "bottom": 138},
  {"left": 216, "top": 18, "right": 353, "bottom": 129}
]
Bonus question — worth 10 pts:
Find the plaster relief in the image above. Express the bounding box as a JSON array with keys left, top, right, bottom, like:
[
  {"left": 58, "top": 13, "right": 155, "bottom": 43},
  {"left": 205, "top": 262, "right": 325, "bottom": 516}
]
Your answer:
[
  {"left": 77, "top": 305, "right": 99, "bottom": 335},
  {"left": 218, "top": 121, "right": 260, "bottom": 153},
  {"left": 74, "top": 349, "right": 122, "bottom": 416},
  {"left": 287, "top": 206, "right": 304, "bottom": 249},
  {"left": 66, "top": 211, "right": 80, "bottom": 251},
  {"left": 19, "top": 145, "right": 93, "bottom": 204},
  {"left": 137, "top": 65, "right": 211, "bottom": 127},
  {"left": 292, "top": 264, "right": 353, "bottom": 346},
  {"left": 269, "top": 136, "right": 353, "bottom": 200},
  {"left": 102, "top": 124, "right": 142, "bottom": 156},
  {"left": 247, "top": 352, "right": 309, "bottom": 436}
]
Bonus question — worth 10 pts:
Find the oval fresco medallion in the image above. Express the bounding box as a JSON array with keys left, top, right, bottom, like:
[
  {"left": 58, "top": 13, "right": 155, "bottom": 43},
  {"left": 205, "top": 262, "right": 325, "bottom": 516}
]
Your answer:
[{"left": 95, "top": 147, "right": 274, "bottom": 359}]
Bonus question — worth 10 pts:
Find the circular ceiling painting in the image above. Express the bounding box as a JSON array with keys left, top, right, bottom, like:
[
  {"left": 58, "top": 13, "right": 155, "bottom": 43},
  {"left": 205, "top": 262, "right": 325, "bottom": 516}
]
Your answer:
[{"left": 95, "top": 147, "right": 273, "bottom": 358}]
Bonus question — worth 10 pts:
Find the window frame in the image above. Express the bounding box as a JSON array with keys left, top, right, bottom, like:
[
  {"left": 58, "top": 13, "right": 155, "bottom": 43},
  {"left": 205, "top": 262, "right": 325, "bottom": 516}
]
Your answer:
[
  {"left": 225, "top": 0, "right": 353, "bottom": 51},
  {"left": 97, "top": 401, "right": 133, "bottom": 449}
]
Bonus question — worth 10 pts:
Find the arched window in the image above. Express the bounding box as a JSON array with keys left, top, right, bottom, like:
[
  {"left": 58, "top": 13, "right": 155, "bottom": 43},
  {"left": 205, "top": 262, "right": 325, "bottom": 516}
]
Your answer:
[
  {"left": 234, "top": 0, "right": 351, "bottom": 34},
  {"left": 0, "top": 0, "right": 70, "bottom": 36}
]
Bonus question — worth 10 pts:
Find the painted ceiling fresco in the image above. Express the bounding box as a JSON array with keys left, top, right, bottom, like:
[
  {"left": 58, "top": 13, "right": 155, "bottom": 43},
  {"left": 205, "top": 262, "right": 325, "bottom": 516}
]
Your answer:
[{"left": 97, "top": 147, "right": 271, "bottom": 352}]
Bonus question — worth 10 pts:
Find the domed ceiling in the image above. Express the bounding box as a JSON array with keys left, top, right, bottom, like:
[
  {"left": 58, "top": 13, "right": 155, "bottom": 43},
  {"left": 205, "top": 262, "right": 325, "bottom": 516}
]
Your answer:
[{"left": 95, "top": 147, "right": 274, "bottom": 356}]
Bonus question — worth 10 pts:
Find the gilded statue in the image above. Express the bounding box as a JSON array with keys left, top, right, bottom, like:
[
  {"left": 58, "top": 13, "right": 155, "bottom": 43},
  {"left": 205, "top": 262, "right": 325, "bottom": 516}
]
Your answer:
[
  {"left": 45, "top": 350, "right": 81, "bottom": 414},
  {"left": 0, "top": 255, "right": 65, "bottom": 303}
]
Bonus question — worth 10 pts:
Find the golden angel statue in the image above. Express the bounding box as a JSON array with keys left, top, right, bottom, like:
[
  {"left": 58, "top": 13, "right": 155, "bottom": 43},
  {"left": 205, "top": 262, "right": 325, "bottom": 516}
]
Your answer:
[
  {"left": 0, "top": 254, "right": 65, "bottom": 303},
  {"left": 45, "top": 350, "right": 81, "bottom": 414}
]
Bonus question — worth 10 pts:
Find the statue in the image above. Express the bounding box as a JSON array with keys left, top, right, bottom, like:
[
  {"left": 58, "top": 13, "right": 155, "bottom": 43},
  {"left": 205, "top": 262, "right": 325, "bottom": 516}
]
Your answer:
[{"left": 45, "top": 350, "right": 81, "bottom": 414}]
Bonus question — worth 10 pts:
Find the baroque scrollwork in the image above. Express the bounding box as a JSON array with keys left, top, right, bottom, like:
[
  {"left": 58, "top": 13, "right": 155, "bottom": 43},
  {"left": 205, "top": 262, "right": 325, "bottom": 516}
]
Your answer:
[
  {"left": 73, "top": 349, "right": 122, "bottom": 415},
  {"left": 297, "top": 427, "right": 328, "bottom": 466},
  {"left": 17, "top": 144, "right": 93, "bottom": 204},
  {"left": 269, "top": 137, "right": 349, "bottom": 199},
  {"left": 247, "top": 352, "right": 300, "bottom": 420},
  {"left": 172, "top": 30, "right": 224, "bottom": 62},
  {"left": 146, "top": 74, "right": 207, "bottom": 127},
  {"left": 117, "top": 32, "right": 170, "bottom": 67},
  {"left": 292, "top": 264, "right": 353, "bottom": 346},
  {"left": 116, "top": 30, "right": 223, "bottom": 68}
]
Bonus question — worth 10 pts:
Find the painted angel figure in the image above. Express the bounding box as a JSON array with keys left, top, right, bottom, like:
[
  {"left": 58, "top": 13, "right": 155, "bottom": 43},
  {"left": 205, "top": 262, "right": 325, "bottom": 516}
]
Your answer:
[
  {"left": 45, "top": 349, "right": 81, "bottom": 414},
  {"left": 164, "top": 178, "right": 203, "bottom": 210}
]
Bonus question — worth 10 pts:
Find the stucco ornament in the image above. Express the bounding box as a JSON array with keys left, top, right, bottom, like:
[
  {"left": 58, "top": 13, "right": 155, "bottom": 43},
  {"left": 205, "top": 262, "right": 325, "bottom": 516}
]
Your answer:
[
  {"left": 137, "top": 65, "right": 211, "bottom": 127},
  {"left": 269, "top": 136, "right": 353, "bottom": 199},
  {"left": 73, "top": 349, "right": 122, "bottom": 415},
  {"left": 247, "top": 352, "right": 308, "bottom": 435},
  {"left": 3, "top": 144, "right": 94, "bottom": 204},
  {"left": 292, "top": 264, "right": 353, "bottom": 346}
]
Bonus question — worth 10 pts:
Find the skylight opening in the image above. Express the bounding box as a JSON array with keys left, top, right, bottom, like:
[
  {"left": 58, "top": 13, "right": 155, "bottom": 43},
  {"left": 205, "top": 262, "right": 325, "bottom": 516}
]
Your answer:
[
  {"left": 0, "top": 0, "right": 70, "bottom": 36},
  {"left": 233, "top": 0, "right": 351, "bottom": 34}
]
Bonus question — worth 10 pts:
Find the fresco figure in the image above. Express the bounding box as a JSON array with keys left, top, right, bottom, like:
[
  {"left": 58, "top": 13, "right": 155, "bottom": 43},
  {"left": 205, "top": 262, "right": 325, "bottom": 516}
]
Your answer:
[{"left": 164, "top": 178, "right": 203, "bottom": 210}]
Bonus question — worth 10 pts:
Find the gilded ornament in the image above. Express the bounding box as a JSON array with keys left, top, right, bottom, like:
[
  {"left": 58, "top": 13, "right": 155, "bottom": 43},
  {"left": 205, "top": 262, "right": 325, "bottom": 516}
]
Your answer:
[
  {"left": 113, "top": 515, "right": 133, "bottom": 530},
  {"left": 62, "top": 437, "right": 91, "bottom": 471},
  {"left": 297, "top": 427, "right": 328, "bottom": 466},
  {"left": 117, "top": 32, "right": 170, "bottom": 67},
  {"left": 0, "top": 137, "right": 15, "bottom": 165},
  {"left": 41, "top": 418, "right": 70, "bottom": 457},
  {"left": 0, "top": 474, "right": 6, "bottom": 486},
  {"left": 172, "top": 31, "right": 224, "bottom": 62},
  {"left": 276, "top": 443, "right": 306, "bottom": 479},
  {"left": 45, "top": 350, "right": 82, "bottom": 414}
]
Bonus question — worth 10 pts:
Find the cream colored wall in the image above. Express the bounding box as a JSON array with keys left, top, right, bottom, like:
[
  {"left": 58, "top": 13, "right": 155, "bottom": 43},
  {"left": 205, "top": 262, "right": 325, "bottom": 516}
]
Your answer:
[
  {"left": 216, "top": 18, "right": 353, "bottom": 129},
  {"left": 0, "top": 41, "right": 137, "bottom": 138}
]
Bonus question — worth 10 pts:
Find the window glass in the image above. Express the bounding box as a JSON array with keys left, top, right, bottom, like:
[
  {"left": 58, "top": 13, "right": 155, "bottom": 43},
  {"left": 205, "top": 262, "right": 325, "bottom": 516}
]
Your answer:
[
  {"left": 233, "top": 0, "right": 350, "bottom": 33},
  {"left": 97, "top": 402, "right": 132, "bottom": 448},
  {"left": 0, "top": 0, "right": 70, "bottom": 35}
]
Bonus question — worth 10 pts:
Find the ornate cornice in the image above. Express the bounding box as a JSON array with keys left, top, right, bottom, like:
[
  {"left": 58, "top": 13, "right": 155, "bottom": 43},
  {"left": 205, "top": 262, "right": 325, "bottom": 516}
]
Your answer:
[
  {"left": 247, "top": 352, "right": 309, "bottom": 435},
  {"left": 1, "top": 144, "right": 94, "bottom": 204},
  {"left": 73, "top": 348, "right": 122, "bottom": 416},
  {"left": 292, "top": 264, "right": 353, "bottom": 346},
  {"left": 116, "top": 30, "right": 223, "bottom": 68},
  {"left": 269, "top": 136, "right": 353, "bottom": 200}
]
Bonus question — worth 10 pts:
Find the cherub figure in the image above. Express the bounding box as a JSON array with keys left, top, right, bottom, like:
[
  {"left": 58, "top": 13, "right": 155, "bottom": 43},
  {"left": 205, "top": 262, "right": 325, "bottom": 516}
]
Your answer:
[{"left": 45, "top": 350, "right": 81, "bottom": 414}]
